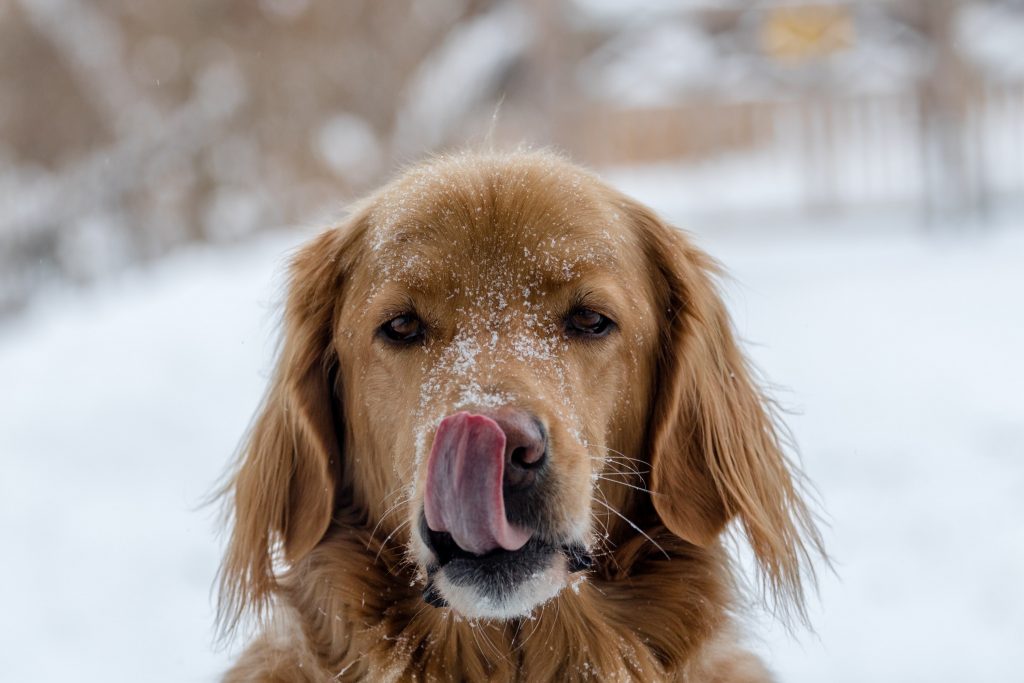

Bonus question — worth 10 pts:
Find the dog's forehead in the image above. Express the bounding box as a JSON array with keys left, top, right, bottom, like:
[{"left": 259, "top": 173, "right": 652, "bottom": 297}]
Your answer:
[
  {"left": 370, "top": 223, "right": 623, "bottom": 286},
  {"left": 364, "top": 157, "right": 633, "bottom": 290}
]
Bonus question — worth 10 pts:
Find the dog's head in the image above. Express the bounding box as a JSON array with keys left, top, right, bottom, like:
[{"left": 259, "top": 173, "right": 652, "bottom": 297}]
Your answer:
[{"left": 218, "top": 151, "right": 821, "bottom": 627}]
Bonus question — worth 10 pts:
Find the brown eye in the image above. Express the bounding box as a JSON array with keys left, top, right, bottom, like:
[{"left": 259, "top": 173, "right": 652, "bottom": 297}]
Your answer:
[
  {"left": 379, "top": 313, "right": 425, "bottom": 345},
  {"left": 565, "top": 308, "right": 615, "bottom": 338}
]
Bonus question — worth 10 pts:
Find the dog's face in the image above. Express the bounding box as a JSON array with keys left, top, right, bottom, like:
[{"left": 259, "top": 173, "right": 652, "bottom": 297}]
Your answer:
[
  {"left": 335, "top": 159, "right": 658, "bottom": 616},
  {"left": 218, "top": 151, "right": 820, "bottom": 632}
]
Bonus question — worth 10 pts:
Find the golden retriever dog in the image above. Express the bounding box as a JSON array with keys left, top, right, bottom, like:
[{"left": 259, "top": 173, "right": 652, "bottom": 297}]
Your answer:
[{"left": 216, "top": 150, "right": 823, "bottom": 682}]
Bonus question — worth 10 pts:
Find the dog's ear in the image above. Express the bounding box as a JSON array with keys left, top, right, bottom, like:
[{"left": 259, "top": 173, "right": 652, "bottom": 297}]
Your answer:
[
  {"left": 627, "top": 198, "right": 823, "bottom": 615},
  {"left": 217, "top": 219, "right": 364, "bottom": 633}
]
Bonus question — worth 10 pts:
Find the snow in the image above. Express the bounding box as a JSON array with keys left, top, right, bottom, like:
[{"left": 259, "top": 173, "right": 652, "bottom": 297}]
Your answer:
[
  {"left": 0, "top": 235, "right": 294, "bottom": 681},
  {"left": 2, "top": 211, "right": 1023, "bottom": 681},
  {"left": 719, "top": 225, "right": 1024, "bottom": 681}
]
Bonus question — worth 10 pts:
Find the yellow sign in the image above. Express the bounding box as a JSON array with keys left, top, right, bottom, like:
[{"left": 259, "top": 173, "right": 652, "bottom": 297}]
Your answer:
[{"left": 761, "top": 5, "right": 855, "bottom": 62}]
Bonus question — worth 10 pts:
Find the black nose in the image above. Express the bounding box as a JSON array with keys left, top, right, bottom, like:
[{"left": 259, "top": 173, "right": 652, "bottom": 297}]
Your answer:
[{"left": 483, "top": 407, "right": 547, "bottom": 491}]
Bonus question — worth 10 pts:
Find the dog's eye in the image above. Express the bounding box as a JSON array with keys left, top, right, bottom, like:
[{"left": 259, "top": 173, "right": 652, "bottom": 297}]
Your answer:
[
  {"left": 379, "top": 314, "right": 426, "bottom": 345},
  {"left": 565, "top": 308, "right": 615, "bottom": 338}
]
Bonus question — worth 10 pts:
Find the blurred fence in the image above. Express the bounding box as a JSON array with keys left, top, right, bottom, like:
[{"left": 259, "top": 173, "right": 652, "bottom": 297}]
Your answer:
[{"left": 565, "top": 84, "right": 1024, "bottom": 219}]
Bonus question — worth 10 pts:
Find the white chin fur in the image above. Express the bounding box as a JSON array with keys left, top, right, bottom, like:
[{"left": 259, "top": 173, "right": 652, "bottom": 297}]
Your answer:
[{"left": 435, "top": 557, "right": 569, "bottom": 620}]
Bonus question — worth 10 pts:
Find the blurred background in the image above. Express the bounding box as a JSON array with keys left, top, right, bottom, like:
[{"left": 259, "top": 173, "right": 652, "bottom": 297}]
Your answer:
[{"left": 2, "top": 1, "right": 1022, "bottom": 681}]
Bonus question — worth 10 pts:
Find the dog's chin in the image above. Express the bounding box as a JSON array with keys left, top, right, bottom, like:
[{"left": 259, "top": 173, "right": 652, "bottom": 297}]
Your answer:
[
  {"left": 432, "top": 553, "right": 569, "bottom": 620},
  {"left": 415, "top": 521, "right": 590, "bottom": 620}
]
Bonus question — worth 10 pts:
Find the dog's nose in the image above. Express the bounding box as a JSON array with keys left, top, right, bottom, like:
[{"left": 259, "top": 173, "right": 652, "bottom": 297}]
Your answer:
[{"left": 480, "top": 407, "right": 547, "bottom": 490}]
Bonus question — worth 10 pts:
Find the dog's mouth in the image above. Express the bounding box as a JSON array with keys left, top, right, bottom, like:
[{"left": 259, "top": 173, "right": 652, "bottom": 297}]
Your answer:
[
  {"left": 419, "top": 514, "right": 592, "bottom": 614},
  {"left": 417, "top": 410, "right": 593, "bottom": 618}
]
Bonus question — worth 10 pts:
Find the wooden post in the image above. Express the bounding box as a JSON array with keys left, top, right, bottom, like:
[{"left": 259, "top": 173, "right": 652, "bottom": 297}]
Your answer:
[{"left": 917, "top": 0, "right": 983, "bottom": 224}]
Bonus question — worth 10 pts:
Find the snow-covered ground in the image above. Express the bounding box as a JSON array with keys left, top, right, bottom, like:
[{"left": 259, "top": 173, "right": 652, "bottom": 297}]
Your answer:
[
  {"left": 2, "top": 212, "right": 1022, "bottom": 681},
  {"left": 712, "top": 225, "right": 1024, "bottom": 681}
]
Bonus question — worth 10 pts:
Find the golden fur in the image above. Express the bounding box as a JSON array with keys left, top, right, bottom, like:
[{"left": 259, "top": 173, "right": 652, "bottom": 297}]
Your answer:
[{"left": 216, "top": 150, "right": 823, "bottom": 681}]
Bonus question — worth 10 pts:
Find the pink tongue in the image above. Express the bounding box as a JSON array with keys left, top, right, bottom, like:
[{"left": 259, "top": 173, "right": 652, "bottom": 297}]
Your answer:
[{"left": 424, "top": 412, "right": 532, "bottom": 556}]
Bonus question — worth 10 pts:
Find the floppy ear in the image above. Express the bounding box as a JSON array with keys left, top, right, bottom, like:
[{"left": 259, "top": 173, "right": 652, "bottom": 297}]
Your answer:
[
  {"left": 629, "top": 199, "right": 823, "bottom": 614},
  {"left": 217, "top": 223, "right": 362, "bottom": 633}
]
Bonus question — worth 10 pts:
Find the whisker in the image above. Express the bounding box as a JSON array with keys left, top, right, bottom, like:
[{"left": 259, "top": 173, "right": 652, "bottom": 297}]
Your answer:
[
  {"left": 590, "top": 485, "right": 613, "bottom": 541},
  {"left": 482, "top": 627, "right": 508, "bottom": 663},
  {"left": 366, "top": 491, "right": 413, "bottom": 548},
  {"left": 364, "top": 459, "right": 420, "bottom": 547},
  {"left": 584, "top": 482, "right": 625, "bottom": 573},
  {"left": 590, "top": 453, "right": 646, "bottom": 477},
  {"left": 592, "top": 458, "right": 645, "bottom": 476},
  {"left": 373, "top": 518, "right": 412, "bottom": 564},
  {"left": 601, "top": 470, "right": 644, "bottom": 486},
  {"left": 589, "top": 510, "right": 611, "bottom": 546},
  {"left": 510, "top": 598, "right": 549, "bottom": 652},
  {"left": 601, "top": 447, "right": 647, "bottom": 465},
  {"left": 593, "top": 499, "right": 669, "bottom": 559},
  {"left": 605, "top": 463, "right": 645, "bottom": 478},
  {"left": 469, "top": 621, "right": 506, "bottom": 663},
  {"left": 594, "top": 475, "right": 654, "bottom": 495},
  {"left": 595, "top": 454, "right": 644, "bottom": 465}
]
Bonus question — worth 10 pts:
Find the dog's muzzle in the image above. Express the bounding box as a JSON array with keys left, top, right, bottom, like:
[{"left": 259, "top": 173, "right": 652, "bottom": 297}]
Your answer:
[{"left": 419, "top": 409, "right": 591, "bottom": 611}]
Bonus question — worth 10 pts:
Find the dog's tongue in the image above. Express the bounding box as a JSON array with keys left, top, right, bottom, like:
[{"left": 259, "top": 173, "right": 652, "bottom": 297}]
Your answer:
[{"left": 424, "top": 412, "right": 532, "bottom": 556}]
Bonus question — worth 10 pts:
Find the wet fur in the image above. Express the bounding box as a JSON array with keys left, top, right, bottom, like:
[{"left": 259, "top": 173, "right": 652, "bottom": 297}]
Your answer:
[{"left": 217, "top": 151, "right": 823, "bottom": 681}]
